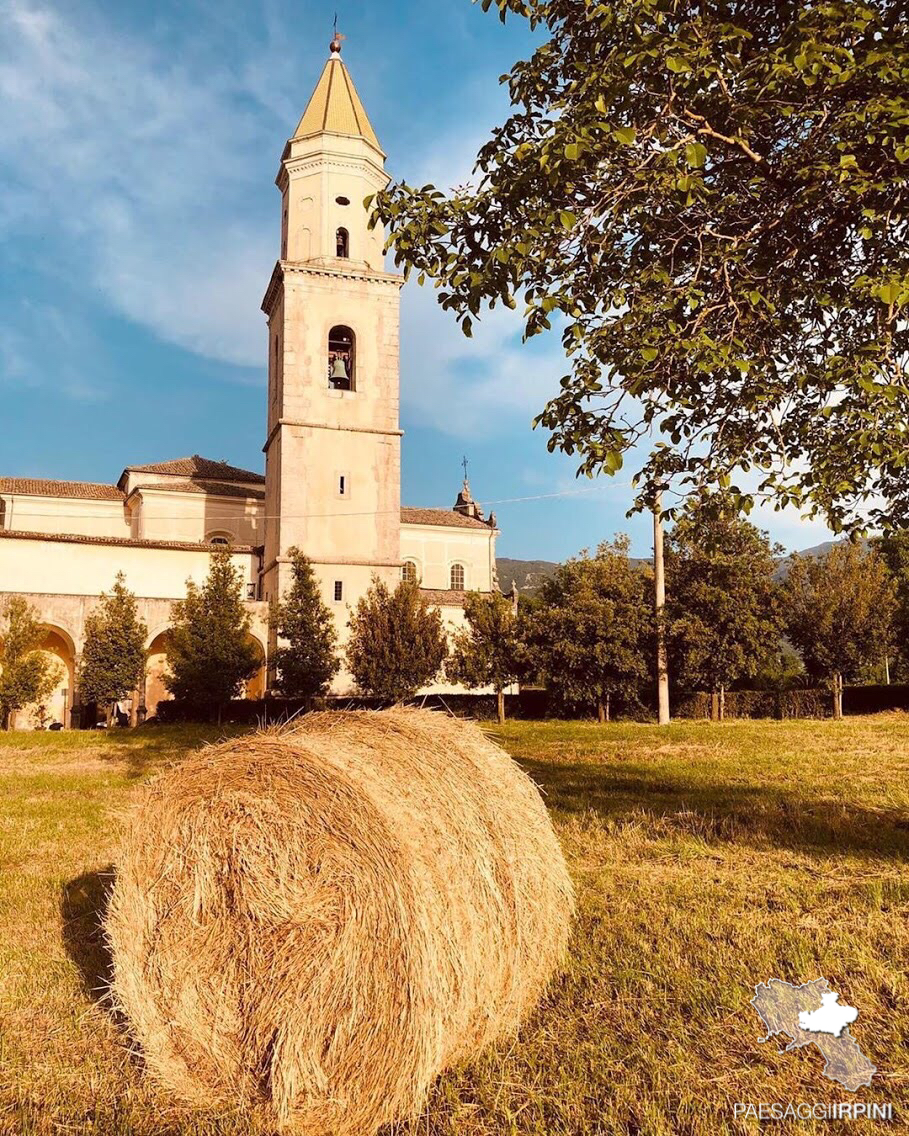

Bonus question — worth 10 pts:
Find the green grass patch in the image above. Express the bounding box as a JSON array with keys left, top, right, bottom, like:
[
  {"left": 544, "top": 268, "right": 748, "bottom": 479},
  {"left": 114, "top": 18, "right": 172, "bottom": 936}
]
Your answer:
[{"left": 1, "top": 718, "right": 907, "bottom": 1134}]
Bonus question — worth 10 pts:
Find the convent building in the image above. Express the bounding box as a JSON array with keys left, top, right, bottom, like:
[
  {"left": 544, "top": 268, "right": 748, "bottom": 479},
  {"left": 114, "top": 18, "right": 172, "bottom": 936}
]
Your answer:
[{"left": 0, "top": 40, "right": 501, "bottom": 727}]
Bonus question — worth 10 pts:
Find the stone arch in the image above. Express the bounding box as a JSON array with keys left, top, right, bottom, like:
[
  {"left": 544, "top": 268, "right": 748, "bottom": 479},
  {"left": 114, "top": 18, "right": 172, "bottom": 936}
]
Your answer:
[
  {"left": 144, "top": 628, "right": 173, "bottom": 719},
  {"left": 25, "top": 624, "right": 77, "bottom": 730},
  {"left": 144, "top": 628, "right": 267, "bottom": 711}
]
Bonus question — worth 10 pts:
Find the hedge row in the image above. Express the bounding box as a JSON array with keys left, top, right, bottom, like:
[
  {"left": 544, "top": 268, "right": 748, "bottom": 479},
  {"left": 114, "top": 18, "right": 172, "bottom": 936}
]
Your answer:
[
  {"left": 152, "top": 690, "right": 551, "bottom": 725},
  {"left": 148, "top": 684, "right": 909, "bottom": 725}
]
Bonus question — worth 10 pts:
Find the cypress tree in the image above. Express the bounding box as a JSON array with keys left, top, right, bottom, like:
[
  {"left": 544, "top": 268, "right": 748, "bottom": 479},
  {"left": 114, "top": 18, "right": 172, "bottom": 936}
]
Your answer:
[
  {"left": 346, "top": 578, "right": 447, "bottom": 701},
  {"left": 271, "top": 548, "right": 339, "bottom": 700},
  {"left": 165, "top": 549, "right": 261, "bottom": 715},
  {"left": 79, "top": 573, "right": 148, "bottom": 725}
]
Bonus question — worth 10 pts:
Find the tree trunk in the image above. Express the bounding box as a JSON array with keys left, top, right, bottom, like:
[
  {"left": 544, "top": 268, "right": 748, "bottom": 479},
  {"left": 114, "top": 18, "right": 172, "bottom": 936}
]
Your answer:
[
  {"left": 653, "top": 496, "right": 670, "bottom": 725},
  {"left": 1, "top": 707, "right": 9, "bottom": 731},
  {"left": 885, "top": 656, "right": 891, "bottom": 685},
  {"left": 597, "top": 697, "right": 606, "bottom": 725},
  {"left": 719, "top": 685, "right": 725, "bottom": 722},
  {"left": 105, "top": 704, "right": 114, "bottom": 728},
  {"left": 710, "top": 691, "right": 719, "bottom": 722},
  {"left": 496, "top": 687, "right": 505, "bottom": 726},
  {"left": 833, "top": 672, "right": 844, "bottom": 719}
]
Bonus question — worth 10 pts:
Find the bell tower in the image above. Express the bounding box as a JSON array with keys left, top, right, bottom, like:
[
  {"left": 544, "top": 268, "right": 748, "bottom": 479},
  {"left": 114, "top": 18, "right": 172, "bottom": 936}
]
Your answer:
[{"left": 262, "top": 35, "right": 404, "bottom": 637}]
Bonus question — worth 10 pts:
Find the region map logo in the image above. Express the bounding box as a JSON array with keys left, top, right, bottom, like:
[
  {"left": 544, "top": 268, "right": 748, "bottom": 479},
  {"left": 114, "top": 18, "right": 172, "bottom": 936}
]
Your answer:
[{"left": 751, "top": 978, "right": 876, "bottom": 1092}]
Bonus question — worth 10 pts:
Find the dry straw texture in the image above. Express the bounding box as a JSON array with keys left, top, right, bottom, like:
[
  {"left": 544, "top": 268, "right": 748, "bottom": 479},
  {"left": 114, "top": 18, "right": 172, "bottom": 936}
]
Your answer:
[{"left": 106, "top": 709, "right": 574, "bottom": 1134}]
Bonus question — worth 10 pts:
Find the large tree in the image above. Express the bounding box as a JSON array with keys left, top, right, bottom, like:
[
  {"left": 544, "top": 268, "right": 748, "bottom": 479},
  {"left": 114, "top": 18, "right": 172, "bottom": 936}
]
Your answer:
[
  {"left": 526, "top": 537, "right": 652, "bottom": 722},
  {"left": 874, "top": 530, "right": 909, "bottom": 679},
  {"left": 346, "top": 578, "right": 447, "bottom": 702},
  {"left": 165, "top": 550, "right": 261, "bottom": 714},
  {"left": 0, "top": 598, "right": 60, "bottom": 730},
  {"left": 270, "top": 549, "right": 340, "bottom": 700},
  {"left": 373, "top": 0, "right": 909, "bottom": 533},
  {"left": 666, "top": 497, "right": 783, "bottom": 717},
  {"left": 783, "top": 541, "right": 896, "bottom": 716},
  {"left": 447, "top": 591, "right": 525, "bottom": 724},
  {"left": 79, "top": 573, "right": 147, "bottom": 726}
]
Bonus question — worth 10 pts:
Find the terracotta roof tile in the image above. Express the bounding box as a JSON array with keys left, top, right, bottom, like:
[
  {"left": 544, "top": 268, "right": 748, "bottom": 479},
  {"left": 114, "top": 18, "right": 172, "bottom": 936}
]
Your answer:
[
  {"left": 420, "top": 588, "right": 497, "bottom": 607},
  {"left": 401, "top": 507, "right": 491, "bottom": 530},
  {"left": 0, "top": 478, "right": 124, "bottom": 501},
  {"left": 130, "top": 480, "right": 266, "bottom": 501},
  {"left": 124, "top": 455, "right": 265, "bottom": 484},
  {"left": 0, "top": 529, "right": 259, "bottom": 554}
]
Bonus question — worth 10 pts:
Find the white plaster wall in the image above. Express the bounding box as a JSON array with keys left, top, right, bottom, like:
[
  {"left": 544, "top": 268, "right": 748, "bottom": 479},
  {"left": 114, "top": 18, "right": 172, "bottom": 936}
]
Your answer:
[
  {"left": 0, "top": 537, "right": 259, "bottom": 599},
  {"left": 400, "top": 524, "right": 497, "bottom": 592},
  {"left": 133, "top": 489, "right": 264, "bottom": 545},
  {"left": 0, "top": 494, "right": 130, "bottom": 539}
]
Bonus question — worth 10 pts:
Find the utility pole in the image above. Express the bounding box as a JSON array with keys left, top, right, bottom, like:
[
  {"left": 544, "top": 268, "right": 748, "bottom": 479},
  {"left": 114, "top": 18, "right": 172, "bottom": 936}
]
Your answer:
[{"left": 654, "top": 493, "right": 670, "bottom": 725}]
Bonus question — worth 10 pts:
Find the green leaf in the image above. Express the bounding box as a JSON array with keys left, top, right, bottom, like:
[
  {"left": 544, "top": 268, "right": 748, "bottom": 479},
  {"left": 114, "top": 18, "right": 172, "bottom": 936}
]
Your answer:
[
  {"left": 560, "top": 211, "right": 577, "bottom": 230},
  {"left": 666, "top": 56, "right": 691, "bottom": 73},
  {"left": 684, "top": 142, "right": 707, "bottom": 168},
  {"left": 613, "top": 126, "right": 637, "bottom": 146}
]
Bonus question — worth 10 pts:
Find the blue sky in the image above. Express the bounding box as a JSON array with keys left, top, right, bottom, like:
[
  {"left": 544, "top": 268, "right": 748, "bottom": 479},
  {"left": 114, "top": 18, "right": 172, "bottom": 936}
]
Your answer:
[{"left": 0, "top": 0, "right": 834, "bottom": 560}]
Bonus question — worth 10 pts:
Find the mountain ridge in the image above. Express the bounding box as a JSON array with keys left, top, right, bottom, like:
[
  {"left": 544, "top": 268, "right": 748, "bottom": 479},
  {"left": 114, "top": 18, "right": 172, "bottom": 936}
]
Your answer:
[{"left": 497, "top": 539, "right": 845, "bottom": 595}]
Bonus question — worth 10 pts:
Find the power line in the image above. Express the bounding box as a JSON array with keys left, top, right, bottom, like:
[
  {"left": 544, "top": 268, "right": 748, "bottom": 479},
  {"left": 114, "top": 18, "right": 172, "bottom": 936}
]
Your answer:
[{"left": 3, "top": 480, "right": 632, "bottom": 524}]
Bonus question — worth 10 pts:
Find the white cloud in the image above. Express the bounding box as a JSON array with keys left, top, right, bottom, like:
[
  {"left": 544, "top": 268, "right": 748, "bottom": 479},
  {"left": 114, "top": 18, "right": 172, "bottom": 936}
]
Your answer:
[
  {"left": 0, "top": 0, "right": 276, "bottom": 369},
  {"left": 394, "top": 76, "right": 572, "bottom": 439},
  {"left": 400, "top": 282, "right": 567, "bottom": 437},
  {"left": 0, "top": 0, "right": 563, "bottom": 430}
]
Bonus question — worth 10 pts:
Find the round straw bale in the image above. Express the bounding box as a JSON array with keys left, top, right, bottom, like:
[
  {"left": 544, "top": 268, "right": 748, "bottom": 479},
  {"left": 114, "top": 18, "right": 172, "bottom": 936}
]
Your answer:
[{"left": 106, "top": 708, "right": 574, "bottom": 1134}]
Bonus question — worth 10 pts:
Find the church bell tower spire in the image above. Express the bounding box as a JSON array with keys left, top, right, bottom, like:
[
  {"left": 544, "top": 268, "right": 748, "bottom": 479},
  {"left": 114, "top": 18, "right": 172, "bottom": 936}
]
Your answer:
[{"left": 261, "top": 37, "right": 404, "bottom": 666}]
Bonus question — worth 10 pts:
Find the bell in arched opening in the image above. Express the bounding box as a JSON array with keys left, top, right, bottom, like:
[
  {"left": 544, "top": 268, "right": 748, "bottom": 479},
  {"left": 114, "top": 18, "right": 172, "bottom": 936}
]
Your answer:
[{"left": 328, "top": 325, "right": 355, "bottom": 390}]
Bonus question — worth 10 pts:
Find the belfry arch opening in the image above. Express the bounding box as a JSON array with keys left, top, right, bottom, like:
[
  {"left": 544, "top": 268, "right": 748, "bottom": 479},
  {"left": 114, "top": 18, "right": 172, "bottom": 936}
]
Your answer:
[
  {"left": 328, "top": 325, "right": 355, "bottom": 391},
  {"left": 336, "top": 227, "right": 349, "bottom": 258}
]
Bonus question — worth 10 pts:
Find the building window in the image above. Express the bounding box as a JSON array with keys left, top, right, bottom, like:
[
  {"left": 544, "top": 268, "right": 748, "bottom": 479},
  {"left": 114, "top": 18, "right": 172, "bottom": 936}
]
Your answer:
[
  {"left": 328, "top": 325, "right": 355, "bottom": 390},
  {"left": 336, "top": 195, "right": 350, "bottom": 206},
  {"left": 339, "top": 474, "right": 346, "bottom": 496},
  {"left": 246, "top": 583, "right": 257, "bottom": 600},
  {"left": 207, "top": 532, "right": 234, "bottom": 546},
  {"left": 333, "top": 580, "right": 344, "bottom": 602},
  {"left": 402, "top": 560, "right": 418, "bottom": 585},
  {"left": 336, "top": 227, "right": 349, "bottom": 258},
  {"left": 450, "top": 563, "right": 465, "bottom": 591}
]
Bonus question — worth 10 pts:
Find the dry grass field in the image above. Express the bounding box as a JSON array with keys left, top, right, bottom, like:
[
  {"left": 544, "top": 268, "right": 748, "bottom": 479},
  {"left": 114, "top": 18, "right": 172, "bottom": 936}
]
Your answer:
[{"left": 1, "top": 716, "right": 908, "bottom": 1135}]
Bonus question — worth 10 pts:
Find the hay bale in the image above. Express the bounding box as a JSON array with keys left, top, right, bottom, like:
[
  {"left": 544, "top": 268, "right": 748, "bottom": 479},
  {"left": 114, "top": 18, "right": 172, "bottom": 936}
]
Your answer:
[{"left": 106, "top": 709, "right": 574, "bottom": 1134}]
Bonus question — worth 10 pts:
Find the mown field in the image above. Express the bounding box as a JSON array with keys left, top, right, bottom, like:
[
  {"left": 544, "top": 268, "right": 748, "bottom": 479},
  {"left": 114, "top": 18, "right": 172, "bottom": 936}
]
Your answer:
[{"left": 1, "top": 717, "right": 907, "bottom": 1135}]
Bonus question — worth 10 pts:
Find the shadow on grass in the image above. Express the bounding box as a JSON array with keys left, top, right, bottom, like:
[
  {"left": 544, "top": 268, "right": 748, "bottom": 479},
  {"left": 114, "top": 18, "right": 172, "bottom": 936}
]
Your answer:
[
  {"left": 518, "top": 757, "right": 909, "bottom": 860},
  {"left": 95, "top": 724, "right": 250, "bottom": 780},
  {"left": 60, "top": 867, "right": 116, "bottom": 1004}
]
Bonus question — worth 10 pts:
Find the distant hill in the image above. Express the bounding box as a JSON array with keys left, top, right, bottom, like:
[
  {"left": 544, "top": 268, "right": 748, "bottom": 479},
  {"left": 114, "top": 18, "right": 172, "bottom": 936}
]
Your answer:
[
  {"left": 500, "top": 539, "right": 852, "bottom": 593},
  {"left": 496, "top": 558, "right": 558, "bottom": 595}
]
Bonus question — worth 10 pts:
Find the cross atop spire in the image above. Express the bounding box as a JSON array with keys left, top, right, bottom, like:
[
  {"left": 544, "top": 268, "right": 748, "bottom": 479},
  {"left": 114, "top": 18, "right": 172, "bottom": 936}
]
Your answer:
[{"left": 330, "top": 12, "right": 345, "bottom": 56}]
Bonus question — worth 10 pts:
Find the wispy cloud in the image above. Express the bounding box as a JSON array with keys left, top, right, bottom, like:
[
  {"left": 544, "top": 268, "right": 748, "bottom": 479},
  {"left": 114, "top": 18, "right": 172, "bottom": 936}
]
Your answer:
[
  {"left": 0, "top": 297, "right": 110, "bottom": 400},
  {"left": 0, "top": 0, "right": 277, "bottom": 369}
]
